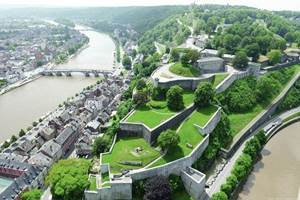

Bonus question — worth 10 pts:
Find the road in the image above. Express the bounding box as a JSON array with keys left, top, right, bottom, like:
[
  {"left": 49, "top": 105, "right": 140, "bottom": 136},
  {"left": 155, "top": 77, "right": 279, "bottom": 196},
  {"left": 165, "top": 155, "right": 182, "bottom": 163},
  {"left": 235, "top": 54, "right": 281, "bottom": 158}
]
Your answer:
[{"left": 205, "top": 105, "right": 300, "bottom": 199}]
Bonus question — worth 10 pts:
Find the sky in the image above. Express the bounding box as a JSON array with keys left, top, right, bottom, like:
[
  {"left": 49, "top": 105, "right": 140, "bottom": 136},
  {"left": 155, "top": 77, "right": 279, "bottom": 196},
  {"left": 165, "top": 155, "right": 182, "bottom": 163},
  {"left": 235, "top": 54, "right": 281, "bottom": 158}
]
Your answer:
[{"left": 0, "top": 0, "right": 300, "bottom": 11}]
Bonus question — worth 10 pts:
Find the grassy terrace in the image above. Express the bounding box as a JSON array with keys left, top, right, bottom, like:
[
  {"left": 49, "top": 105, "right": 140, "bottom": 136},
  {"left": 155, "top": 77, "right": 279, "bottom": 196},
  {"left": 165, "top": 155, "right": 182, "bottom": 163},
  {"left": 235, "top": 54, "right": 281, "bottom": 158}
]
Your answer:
[
  {"left": 126, "top": 91, "right": 194, "bottom": 129},
  {"left": 229, "top": 65, "right": 300, "bottom": 138},
  {"left": 89, "top": 176, "right": 97, "bottom": 191},
  {"left": 102, "top": 137, "right": 160, "bottom": 173},
  {"left": 169, "top": 62, "right": 201, "bottom": 77},
  {"left": 148, "top": 106, "right": 217, "bottom": 168},
  {"left": 212, "top": 73, "right": 229, "bottom": 88}
]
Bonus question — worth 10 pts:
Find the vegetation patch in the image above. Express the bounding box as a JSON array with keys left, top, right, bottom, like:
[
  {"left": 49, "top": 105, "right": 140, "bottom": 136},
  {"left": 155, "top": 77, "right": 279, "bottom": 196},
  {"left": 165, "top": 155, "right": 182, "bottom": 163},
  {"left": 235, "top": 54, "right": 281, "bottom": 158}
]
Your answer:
[
  {"left": 213, "top": 73, "right": 229, "bottom": 88},
  {"left": 218, "top": 65, "right": 300, "bottom": 138},
  {"left": 89, "top": 176, "right": 97, "bottom": 191},
  {"left": 148, "top": 106, "right": 217, "bottom": 168},
  {"left": 102, "top": 137, "right": 160, "bottom": 173},
  {"left": 126, "top": 91, "right": 194, "bottom": 129},
  {"left": 169, "top": 62, "right": 201, "bottom": 77}
]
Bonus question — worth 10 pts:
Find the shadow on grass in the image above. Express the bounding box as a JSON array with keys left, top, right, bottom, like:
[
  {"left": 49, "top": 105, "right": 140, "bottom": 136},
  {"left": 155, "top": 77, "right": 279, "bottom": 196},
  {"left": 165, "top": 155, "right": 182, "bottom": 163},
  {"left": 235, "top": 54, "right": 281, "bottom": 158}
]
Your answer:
[{"left": 160, "top": 145, "right": 185, "bottom": 164}]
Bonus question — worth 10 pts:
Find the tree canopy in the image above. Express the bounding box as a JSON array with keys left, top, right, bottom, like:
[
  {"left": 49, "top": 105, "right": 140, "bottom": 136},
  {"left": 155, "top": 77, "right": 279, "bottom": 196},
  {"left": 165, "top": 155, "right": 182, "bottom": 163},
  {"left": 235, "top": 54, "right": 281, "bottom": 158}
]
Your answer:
[
  {"left": 166, "top": 85, "right": 184, "bottom": 111},
  {"left": 157, "top": 130, "right": 180, "bottom": 150},
  {"left": 194, "top": 82, "right": 215, "bottom": 108},
  {"left": 46, "top": 159, "right": 91, "bottom": 200}
]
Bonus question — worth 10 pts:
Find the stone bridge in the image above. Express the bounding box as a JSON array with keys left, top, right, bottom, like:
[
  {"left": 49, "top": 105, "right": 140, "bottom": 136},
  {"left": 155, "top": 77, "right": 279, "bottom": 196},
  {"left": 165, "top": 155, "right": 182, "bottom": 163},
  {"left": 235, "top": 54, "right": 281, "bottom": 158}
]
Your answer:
[{"left": 40, "top": 69, "right": 113, "bottom": 77}]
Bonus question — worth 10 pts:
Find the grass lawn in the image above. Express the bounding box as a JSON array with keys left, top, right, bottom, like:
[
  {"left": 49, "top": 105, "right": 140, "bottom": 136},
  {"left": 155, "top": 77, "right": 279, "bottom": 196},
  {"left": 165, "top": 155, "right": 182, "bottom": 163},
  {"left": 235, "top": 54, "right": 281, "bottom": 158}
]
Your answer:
[
  {"left": 169, "top": 62, "right": 201, "bottom": 77},
  {"left": 229, "top": 104, "right": 265, "bottom": 137},
  {"left": 102, "top": 137, "right": 160, "bottom": 173},
  {"left": 213, "top": 73, "right": 229, "bottom": 88},
  {"left": 126, "top": 91, "right": 194, "bottom": 129},
  {"left": 89, "top": 176, "right": 97, "bottom": 191},
  {"left": 148, "top": 106, "right": 217, "bottom": 168}
]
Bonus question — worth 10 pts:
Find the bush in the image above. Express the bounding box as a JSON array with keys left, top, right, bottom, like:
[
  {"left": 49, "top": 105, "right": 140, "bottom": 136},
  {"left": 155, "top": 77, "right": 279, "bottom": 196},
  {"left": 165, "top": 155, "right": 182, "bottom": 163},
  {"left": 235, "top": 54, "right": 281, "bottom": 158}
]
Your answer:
[
  {"left": 157, "top": 130, "right": 180, "bottom": 151},
  {"left": 136, "top": 79, "right": 147, "bottom": 91},
  {"left": 151, "top": 86, "right": 167, "bottom": 101},
  {"left": 92, "top": 136, "right": 111, "bottom": 156},
  {"left": 233, "top": 51, "right": 249, "bottom": 69},
  {"left": 256, "top": 76, "right": 280, "bottom": 102},
  {"left": 144, "top": 176, "right": 172, "bottom": 200},
  {"left": 117, "top": 100, "right": 133, "bottom": 119},
  {"left": 133, "top": 90, "right": 149, "bottom": 106},
  {"left": 220, "top": 183, "right": 232, "bottom": 197},
  {"left": 166, "top": 85, "right": 184, "bottom": 111},
  {"left": 267, "top": 49, "right": 281, "bottom": 65},
  {"left": 232, "top": 153, "right": 252, "bottom": 181},
  {"left": 21, "top": 188, "right": 42, "bottom": 200},
  {"left": 211, "top": 191, "right": 228, "bottom": 200},
  {"left": 194, "top": 82, "right": 215, "bottom": 108},
  {"left": 243, "top": 137, "right": 261, "bottom": 159}
]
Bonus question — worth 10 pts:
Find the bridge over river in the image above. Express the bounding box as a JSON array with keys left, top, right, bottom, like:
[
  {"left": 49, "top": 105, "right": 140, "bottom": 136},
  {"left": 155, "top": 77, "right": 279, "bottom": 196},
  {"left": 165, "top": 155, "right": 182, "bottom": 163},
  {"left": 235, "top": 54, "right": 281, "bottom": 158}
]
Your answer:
[{"left": 40, "top": 69, "right": 113, "bottom": 77}]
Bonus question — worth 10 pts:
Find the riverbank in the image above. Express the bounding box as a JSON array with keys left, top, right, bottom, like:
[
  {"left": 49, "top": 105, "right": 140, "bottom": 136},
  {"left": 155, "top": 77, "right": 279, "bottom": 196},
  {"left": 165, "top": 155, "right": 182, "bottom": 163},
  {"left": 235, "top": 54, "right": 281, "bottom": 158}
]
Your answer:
[{"left": 0, "top": 41, "right": 89, "bottom": 96}]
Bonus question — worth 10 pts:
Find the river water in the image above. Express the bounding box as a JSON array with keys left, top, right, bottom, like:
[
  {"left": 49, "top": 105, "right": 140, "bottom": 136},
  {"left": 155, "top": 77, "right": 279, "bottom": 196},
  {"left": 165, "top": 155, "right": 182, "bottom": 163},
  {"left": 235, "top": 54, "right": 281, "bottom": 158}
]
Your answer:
[
  {"left": 0, "top": 28, "right": 115, "bottom": 142},
  {"left": 239, "top": 122, "right": 300, "bottom": 200}
]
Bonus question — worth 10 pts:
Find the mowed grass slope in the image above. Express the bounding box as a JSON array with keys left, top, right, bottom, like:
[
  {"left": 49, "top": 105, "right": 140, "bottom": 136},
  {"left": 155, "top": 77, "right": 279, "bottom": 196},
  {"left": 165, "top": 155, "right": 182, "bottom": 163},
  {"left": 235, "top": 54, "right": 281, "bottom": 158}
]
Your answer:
[
  {"left": 126, "top": 91, "right": 194, "bottom": 129},
  {"left": 213, "top": 73, "right": 229, "bottom": 88},
  {"left": 148, "top": 106, "right": 217, "bottom": 168},
  {"left": 169, "top": 62, "right": 201, "bottom": 77},
  {"left": 102, "top": 137, "right": 160, "bottom": 173}
]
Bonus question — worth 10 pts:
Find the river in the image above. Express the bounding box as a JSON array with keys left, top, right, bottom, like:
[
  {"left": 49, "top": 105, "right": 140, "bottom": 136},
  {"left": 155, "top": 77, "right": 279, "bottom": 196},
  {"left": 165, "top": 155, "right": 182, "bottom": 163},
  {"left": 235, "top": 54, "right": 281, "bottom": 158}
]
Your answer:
[
  {"left": 239, "top": 122, "right": 300, "bottom": 200},
  {"left": 0, "top": 27, "right": 115, "bottom": 142}
]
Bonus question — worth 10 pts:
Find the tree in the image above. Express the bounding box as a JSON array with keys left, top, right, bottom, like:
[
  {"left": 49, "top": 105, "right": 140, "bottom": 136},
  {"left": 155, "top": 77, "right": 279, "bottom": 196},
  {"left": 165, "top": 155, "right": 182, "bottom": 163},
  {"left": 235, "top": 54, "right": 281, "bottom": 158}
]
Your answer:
[
  {"left": 21, "top": 188, "right": 42, "bottom": 200},
  {"left": 220, "top": 183, "right": 232, "bottom": 197},
  {"left": 255, "top": 130, "right": 267, "bottom": 146},
  {"left": 19, "top": 129, "right": 26, "bottom": 137},
  {"left": 180, "top": 53, "right": 190, "bottom": 66},
  {"left": 243, "top": 137, "right": 261, "bottom": 159},
  {"left": 133, "top": 90, "right": 149, "bottom": 106},
  {"left": 267, "top": 50, "right": 281, "bottom": 65},
  {"left": 46, "top": 159, "right": 91, "bottom": 200},
  {"left": 211, "top": 191, "right": 228, "bottom": 200},
  {"left": 233, "top": 51, "right": 249, "bottom": 69},
  {"left": 144, "top": 176, "right": 172, "bottom": 200},
  {"left": 194, "top": 82, "right": 214, "bottom": 108},
  {"left": 255, "top": 76, "right": 280, "bottom": 102},
  {"left": 136, "top": 79, "right": 147, "bottom": 91},
  {"left": 170, "top": 48, "right": 180, "bottom": 62},
  {"left": 122, "top": 55, "right": 132, "bottom": 70},
  {"left": 157, "top": 130, "right": 180, "bottom": 151},
  {"left": 151, "top": 86, "right": 167, "bottom": 101},
  {"left": 166, "top": 85, "right": 184, "bottom": 111},
  {"left": 92, "top": 136, "right": 110, "bottom": 156},
  {"left": 245, "top": 43, "right": 260, "bottom": 62},
  {"left": 232, "top": 153, "right": 252, "bottom": 181}
]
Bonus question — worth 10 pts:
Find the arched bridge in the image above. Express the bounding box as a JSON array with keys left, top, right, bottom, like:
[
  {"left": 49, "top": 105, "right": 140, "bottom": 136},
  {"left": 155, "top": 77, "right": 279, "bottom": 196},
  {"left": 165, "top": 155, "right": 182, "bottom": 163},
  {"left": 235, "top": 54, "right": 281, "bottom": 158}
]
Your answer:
[{"left": 40, "top": 69, "right": 113, "bottom": 77}]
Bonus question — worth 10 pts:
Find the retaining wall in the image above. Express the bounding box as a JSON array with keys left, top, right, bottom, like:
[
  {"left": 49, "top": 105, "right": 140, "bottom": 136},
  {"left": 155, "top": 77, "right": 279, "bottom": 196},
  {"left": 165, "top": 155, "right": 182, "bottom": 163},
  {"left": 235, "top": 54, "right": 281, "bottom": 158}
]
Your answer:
[
  {"left": 127, "top": 135, "right": 209, "bottom": 181},
  {"left": 262, "top": 60, "right": 300, "bottom": 72},
  {"left": 195, "top": 107, "right": 222, "bottom": 135},
  {"left": 181, "top": 167, "right": 206, "bottom": 200},
  {"left": 153, "top": 75, "right": 215, "bottom": 91},
  {"left": 119, "top": 104, "right": 196, "bottom": 144},
  {"left": 220, "top": 72, "right": 300, "bottom": 159}
]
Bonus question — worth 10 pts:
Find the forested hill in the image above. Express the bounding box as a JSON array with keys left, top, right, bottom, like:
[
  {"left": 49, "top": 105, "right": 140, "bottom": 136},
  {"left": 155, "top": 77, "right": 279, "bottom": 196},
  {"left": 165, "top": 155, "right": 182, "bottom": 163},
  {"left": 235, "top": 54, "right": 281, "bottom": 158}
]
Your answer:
[
  {"left": 0, "top": 6, "right": 187, "bottom": 33},
  {"left": 138, "top": 5, "right": 300, "bottom": 56}
]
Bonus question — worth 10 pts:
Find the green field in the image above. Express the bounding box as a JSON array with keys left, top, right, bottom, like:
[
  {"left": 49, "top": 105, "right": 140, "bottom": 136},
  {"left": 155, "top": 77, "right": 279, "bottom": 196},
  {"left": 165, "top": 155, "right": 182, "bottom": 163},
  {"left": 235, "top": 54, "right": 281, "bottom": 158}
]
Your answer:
[
  {"left": 102, "top": 137, "right": 160, "bottom": 173},
  {"left": 213, "top": 73, "right": 229, "bottom": 88},
  {"left": 148, "top": 106, "right": 217, "bottom": 168},
  {"left": 126, "top": 91, "right": 194, "bottom": 129},
  {"left": 169, "top": 63, "right": 201, "bottom": 77}
]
